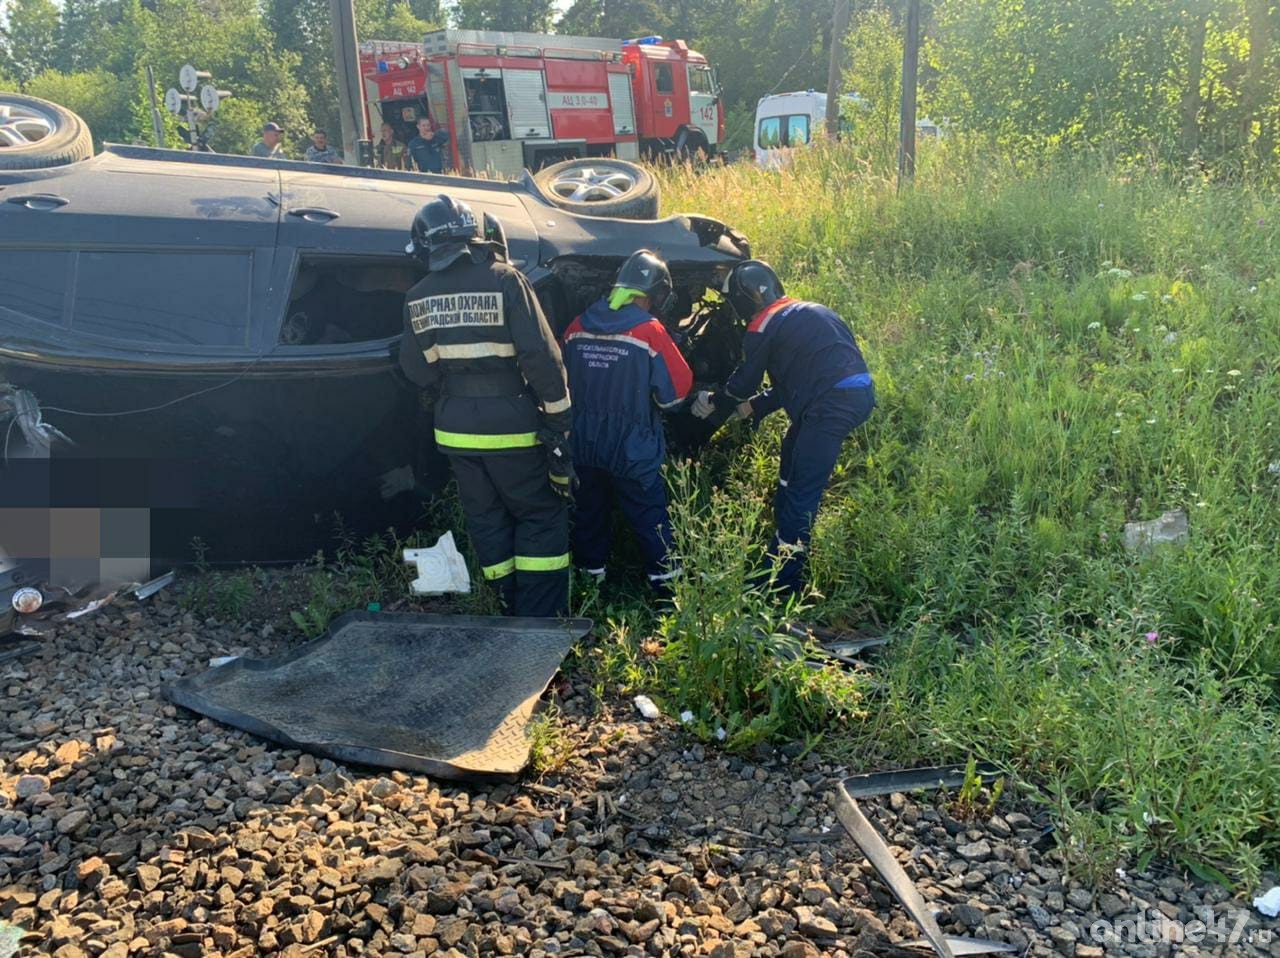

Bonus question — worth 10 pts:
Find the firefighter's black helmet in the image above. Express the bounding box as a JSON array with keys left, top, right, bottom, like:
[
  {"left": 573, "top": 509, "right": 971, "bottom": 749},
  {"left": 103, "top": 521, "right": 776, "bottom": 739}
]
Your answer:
[
  {"left": 407, "top": 194, "right": 482, "bottom": 271},
  {"left": 723, "top": 259, "right": 785, "bottom": 320},
  {"left": 613, "top": 249, "right": 675, "bottom": 318}
]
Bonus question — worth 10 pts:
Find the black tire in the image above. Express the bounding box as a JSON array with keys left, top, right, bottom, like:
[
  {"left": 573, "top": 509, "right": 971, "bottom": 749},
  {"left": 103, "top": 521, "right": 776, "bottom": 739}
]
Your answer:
[
  {"left": 0, "top": 93, "right": 93, "bottom": 170},
  {"left": 532, "top": 158, "right": 660, "bottom": 220},
  {"left": 674, "top": 128, "right": 711, "bottom": 163}
]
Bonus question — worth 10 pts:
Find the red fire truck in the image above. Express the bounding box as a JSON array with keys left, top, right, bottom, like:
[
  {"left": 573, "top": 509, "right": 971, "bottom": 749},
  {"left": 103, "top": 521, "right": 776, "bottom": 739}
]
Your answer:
[{"left": 360, "top": 29, "right": 724, "bottom": 177}]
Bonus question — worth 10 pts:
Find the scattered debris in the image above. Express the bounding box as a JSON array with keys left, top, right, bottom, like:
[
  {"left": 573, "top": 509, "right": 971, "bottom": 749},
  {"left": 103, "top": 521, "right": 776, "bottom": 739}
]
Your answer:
[
  {"left": 0, "top": 383, "right": 73, "bottom": 457},
  {"left": 1255, "top": 886, "right": 1280, "bottom": 918},
  {"left": 8, "top": 583, "right": 1275, "bottom": 957},
  {"left": 134, "top": 570, "right": 176, "bottom": 600},
  {"left": 834, "top": 778, "right": 1026, "bottom": 958},
  {"left": 788, "top": 621, "right": 891, "bottom": 659},
  {"left": 164, "top": 611, "right": 591, "bottom": 777},
  {"left": 833, "top": 781, "right": 958, "bottom": 957},
  {"left": 0, "top": 919, "right": 24, "bottom": 958},
  {"left": 908, "top": 938, "right": 1016, "bottom": 956},
  {"left": 633, "top": 694, "right": 660, "bottom": 719},
  {"left": 0, "top": 638, "right": 39, "bottom": 664},
  {"left": 841, "top": 763, "right": 1002, "bottom": 801},
  {"left": 1123, "top": 508, "right": 1189, "bottom": 552},
  {"left": 402, "top": 531, "right": 471, "bottom": 595},
  {"left": 64, "top": 591, "right": 118, "bottom": 620},
  {"left": 208, "top": 655, "right": 240, "bottom": 668},
  {"left": 679, "top": 710, "right": 694, "bottom": 723}
]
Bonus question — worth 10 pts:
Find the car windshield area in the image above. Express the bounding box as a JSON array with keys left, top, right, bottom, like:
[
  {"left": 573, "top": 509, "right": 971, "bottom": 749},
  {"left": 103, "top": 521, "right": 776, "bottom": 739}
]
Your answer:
[{"left": 279, "top": 256, "right": 423, "bottom": 346}]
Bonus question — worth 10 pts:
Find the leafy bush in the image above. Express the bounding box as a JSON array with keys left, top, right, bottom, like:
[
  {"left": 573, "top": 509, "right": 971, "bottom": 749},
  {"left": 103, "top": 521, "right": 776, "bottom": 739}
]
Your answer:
[{"left": 657, "top": 463, "right": 866, "bottom": 751}]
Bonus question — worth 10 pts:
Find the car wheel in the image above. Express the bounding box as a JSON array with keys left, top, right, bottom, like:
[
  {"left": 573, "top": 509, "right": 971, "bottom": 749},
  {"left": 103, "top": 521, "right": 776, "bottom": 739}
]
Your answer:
[
  {"left": 533, "top": 158, "right": 660, "bottom": 220},
  {"left": 674, "top": 129, "right": 710, "bottom": 163},
  {"left": 0, "top": 93, "right": 93, "bottom": 170}
]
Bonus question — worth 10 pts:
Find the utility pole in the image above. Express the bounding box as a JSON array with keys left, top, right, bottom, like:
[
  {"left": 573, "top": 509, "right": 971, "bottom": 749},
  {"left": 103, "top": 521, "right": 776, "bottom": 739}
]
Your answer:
[
  {"left": 145, "top": 65, "right": 165, "bottom": 147},
  {"left": 825, "top": 0, "right": 852, "bottom": 139},
  {"left": 329, "top": 0, "right": 371, "bottom": 165},
  {"left": 897, "top": 0, "right": 921, "bottom": 189}
]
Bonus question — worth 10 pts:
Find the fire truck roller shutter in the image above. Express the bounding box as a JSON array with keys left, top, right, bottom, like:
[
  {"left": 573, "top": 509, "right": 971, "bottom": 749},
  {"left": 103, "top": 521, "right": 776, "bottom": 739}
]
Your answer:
[
  {"left": 608, "top": 72, "right": 636, "bottom": 137},
  {"left": 532, "top": 157, "right": 658, "bottom": 220},
  {"left": 505, "top": 68, "right": 552, "bottom": 139}
]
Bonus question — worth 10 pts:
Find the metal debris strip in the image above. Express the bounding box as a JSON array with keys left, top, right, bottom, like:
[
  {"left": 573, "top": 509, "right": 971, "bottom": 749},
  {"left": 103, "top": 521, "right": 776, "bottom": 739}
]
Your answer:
[
  {"left": 788, "top": 621, "right": 891, "bottom": 655},
  {"left": 833, "top": 784, "right": 956, "bottom": 958},
  {"left": 841, "top": 763, "right": 1002, "bottom": 801},
  {"left": 64, "top": 592, "right": 118, "bottom": 620},
  {"left": 133, "top": 571, "right": 176, "bottom": 600},
  {"left": 164, "top": 611, "right": 592, "bottom": 779},
  {"left": 907, "top": 937, "right": 1017, "bottom": 955},
  {"left": 0, "top": 639, "right": 39, "bottom": 664},
  {"left": 833, "top": 781, "right": 1019, "bottom": 958}
]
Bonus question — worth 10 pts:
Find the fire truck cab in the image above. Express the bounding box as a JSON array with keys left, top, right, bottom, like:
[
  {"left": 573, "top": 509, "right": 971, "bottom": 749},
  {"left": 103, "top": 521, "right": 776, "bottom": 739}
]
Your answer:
[{"left": 361, "top": 30, "right": 723, "bottom": 179}]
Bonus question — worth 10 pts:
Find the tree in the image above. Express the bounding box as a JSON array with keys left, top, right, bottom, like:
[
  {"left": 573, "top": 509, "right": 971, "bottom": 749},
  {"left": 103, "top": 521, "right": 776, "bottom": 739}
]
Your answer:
[
  {"left": 1180, "top": 2, "right": 1211, "bottom": 157},
  {"left": 842, "top": 4, "right": 903, "bottom": 162},
  {"left": 381, "top": 1, "right": 442, "bottom": 40},
  {"left": 1, "top": 0, "right": 61, "bottom": 84},
  {"left": 451, "top": 0, "right": 556, "bottom": 32},
  {"left": 930, "top": 0, "right": 1188, "bottom": 155},
  {"left": 56, "top": 0, "right": 105, "bottom": 73},
  {"left": 102, "top": 0, "right": 157, "bottom": 77},
  {"left": 25, "top": 68, "right": 137, "bottom": 143},
  {"left": 555, "top": 0, "right": 668, "bottom": 38}
]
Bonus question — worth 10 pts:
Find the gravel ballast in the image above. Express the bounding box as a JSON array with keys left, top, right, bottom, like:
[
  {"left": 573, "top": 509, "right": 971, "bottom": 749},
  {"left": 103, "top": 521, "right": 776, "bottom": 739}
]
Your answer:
[{"left": 2, "top": 592, "right": 1277, "bottom": 957}]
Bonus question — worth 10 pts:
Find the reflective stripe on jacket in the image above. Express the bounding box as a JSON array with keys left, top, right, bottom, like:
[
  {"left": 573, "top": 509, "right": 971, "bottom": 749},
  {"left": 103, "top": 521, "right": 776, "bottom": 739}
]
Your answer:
[{"left": 399, "top": 255, "right": 570, "bottom": 453}]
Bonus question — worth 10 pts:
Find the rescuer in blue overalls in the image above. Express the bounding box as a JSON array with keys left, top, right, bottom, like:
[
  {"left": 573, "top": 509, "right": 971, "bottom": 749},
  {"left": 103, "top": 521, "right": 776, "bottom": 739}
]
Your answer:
[
  {"left": 692, "top": 259, "right": 874, "bottom": 594},
  {"left": 561, "top": 250, "right": 694, "bottom": 591}
]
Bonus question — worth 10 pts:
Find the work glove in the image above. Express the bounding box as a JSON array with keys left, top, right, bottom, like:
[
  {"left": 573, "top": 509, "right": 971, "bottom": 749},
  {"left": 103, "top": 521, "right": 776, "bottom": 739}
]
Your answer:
[
  {"left": 731, "top": 398, "right": 753, "bottom": 422},
  {"left": 538, "top": 429, "right": 578, "bottom": 501},
  {"left": 691, "top": 390, "right": 718, "bottom": 419}
]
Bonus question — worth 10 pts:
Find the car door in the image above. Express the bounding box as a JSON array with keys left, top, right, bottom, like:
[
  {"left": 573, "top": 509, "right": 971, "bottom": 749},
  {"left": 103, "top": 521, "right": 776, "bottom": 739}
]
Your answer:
[{"left": 687, "top": 64, "right": 719, "bottom": 146}]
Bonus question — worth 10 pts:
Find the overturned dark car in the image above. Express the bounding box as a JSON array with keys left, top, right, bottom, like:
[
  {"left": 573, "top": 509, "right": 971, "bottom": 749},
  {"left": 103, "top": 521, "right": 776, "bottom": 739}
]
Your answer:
[{"left": 0, "top": 94, "right": 749, "bottom": 604}]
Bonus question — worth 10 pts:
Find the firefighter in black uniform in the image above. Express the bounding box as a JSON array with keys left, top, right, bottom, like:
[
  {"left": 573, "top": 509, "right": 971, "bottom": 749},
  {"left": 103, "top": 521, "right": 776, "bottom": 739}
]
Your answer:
[{"left": 399, "top": 194, "right": 574, "bottom": 617}]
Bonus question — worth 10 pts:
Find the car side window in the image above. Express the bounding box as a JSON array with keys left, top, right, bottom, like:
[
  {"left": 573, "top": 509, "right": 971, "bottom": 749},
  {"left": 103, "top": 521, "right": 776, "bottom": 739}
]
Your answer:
[
  {"left": 278, "top": 256, "right": 423, "bottom": 346},
  {"left": 655, "top": 64, "right": 674, "bottom": 95},
  {"left": 787, "top": 114, "right": 810, "bottom": 145},
  {"left": 72, "top": 251, "right": 252, "bottom": 347},
  {"left": 758, "top": 117, "right": 781, "bottom": 149},
  {"left": 0, "top": 250, "right": 71, "bottom": 326}
]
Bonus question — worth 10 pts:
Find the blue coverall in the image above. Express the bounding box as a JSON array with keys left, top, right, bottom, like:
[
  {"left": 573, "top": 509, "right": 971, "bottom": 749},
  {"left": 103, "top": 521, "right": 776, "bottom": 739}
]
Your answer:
[
  {"left": 408, "top": 128, "right": 452, "bottom": 173},
  {"left": 561, "top": 298, "right": 693, "bottom": 587},
  {"left": 723, "top": 297, "right": 875, "bottom": 593}
]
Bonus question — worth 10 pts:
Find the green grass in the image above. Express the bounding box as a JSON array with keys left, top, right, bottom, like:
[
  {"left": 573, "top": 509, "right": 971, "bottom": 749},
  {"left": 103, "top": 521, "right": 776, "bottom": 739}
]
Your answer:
[{"left": 630, "top": 140, "right": 1280, "bottom": 886}]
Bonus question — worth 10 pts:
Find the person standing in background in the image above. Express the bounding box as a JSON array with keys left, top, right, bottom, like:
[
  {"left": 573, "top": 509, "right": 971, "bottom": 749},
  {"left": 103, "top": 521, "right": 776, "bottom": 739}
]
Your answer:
[
  {"left": 376, "top": 122, "right": 408, "bottom": 170},
  {"left": 408, "top": 116, "right": 452, "bottom": 174},
  {"left": 304, "top": 128, "right": 341, "bottom": 164},
  {"left": 250, "top": 122, "right": 284, "bottom": 158}
]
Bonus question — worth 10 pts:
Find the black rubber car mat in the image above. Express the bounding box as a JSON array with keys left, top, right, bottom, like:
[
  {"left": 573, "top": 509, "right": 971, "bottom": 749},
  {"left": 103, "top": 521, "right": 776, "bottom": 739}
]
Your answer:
[{"left": 163, "top": 611, "right": 592, "bottom": 779}]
